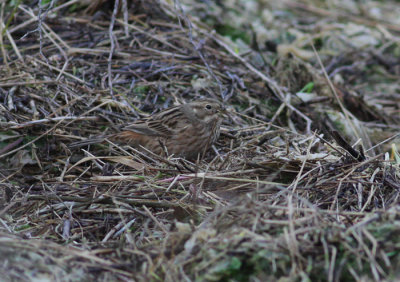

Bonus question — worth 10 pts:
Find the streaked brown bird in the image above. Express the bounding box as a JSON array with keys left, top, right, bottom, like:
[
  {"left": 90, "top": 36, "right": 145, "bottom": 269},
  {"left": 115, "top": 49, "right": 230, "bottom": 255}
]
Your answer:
[{"left": 70, "top": 99, "right": 224, "bottom": 159}]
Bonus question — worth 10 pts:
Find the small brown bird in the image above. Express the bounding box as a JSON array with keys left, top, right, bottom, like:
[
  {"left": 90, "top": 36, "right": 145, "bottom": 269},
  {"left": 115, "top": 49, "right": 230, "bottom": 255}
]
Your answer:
[{"left": 70, "top": 99, "right": 224, "bottom": 159}]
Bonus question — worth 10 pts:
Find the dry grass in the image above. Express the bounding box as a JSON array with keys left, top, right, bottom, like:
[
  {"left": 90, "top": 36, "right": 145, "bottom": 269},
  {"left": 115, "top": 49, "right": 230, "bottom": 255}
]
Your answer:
[{"left": 1, "top": 0, "right": 400, "bottom": 281}]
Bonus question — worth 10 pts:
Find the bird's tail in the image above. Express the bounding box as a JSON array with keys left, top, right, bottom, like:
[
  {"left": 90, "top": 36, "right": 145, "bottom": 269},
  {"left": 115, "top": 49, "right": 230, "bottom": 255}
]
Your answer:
[{"left": 68, "top": 136, "right": 106, "bottom": 148}]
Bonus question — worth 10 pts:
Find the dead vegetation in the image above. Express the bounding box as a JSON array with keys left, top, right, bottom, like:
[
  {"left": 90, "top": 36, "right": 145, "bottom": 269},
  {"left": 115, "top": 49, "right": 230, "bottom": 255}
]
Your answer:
[{"left": 0, "top": 0, "right": 400, "bottom": 281}]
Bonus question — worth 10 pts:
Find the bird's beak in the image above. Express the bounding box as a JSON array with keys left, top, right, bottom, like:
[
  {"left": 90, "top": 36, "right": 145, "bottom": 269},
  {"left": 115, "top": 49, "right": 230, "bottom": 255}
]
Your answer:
[{"left": 218, "top": 106, "right": 228, "bottom": 117}]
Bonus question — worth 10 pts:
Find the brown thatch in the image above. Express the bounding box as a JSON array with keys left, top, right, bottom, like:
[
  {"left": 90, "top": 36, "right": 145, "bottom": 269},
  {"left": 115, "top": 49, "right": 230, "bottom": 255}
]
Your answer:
[{"left": 1, "top": 0, "right": 400, "bottom": 280}]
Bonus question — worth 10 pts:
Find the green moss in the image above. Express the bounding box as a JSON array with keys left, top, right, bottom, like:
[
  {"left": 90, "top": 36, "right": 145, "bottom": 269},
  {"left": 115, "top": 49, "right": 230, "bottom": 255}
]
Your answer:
[
  {"left": 204, "top": 256, "right": 252, "bottom": 282},
  {"left": 133, "top": 86, "right": 150, "bottom": 95},
  {"left": 215, "top": 24, "right": 251, "bottom": 44}
]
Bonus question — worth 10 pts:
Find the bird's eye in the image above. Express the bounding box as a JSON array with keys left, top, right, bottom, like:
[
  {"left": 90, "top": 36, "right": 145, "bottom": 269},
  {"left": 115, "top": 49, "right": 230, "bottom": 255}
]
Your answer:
[{"left": 205, "top": 104, "right": 212, "bottom": 110}]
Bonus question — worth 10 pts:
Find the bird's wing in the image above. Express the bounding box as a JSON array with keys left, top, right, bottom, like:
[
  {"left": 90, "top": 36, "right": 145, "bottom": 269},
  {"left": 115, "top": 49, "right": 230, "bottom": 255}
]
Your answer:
[{"left": 123, "top": 106, "right": 184, "bottom": 137}]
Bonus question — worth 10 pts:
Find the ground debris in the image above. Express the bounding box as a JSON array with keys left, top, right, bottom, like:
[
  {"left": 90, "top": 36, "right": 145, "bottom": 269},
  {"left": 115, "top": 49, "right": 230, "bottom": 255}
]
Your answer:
[{"left": 1, "top": 0, "right": 400, "bottom": 281}]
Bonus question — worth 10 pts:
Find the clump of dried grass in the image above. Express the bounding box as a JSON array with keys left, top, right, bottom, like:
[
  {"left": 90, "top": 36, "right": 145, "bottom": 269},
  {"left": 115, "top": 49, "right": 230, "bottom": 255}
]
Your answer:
[{"left": 0, "top": 0, "right": 399, "bottom": 281}]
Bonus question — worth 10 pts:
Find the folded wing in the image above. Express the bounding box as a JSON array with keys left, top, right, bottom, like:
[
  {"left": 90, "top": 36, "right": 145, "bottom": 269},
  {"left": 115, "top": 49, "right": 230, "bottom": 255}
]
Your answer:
[{"left": 123, "top": 106, "right": 184, "bottom": 137}]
